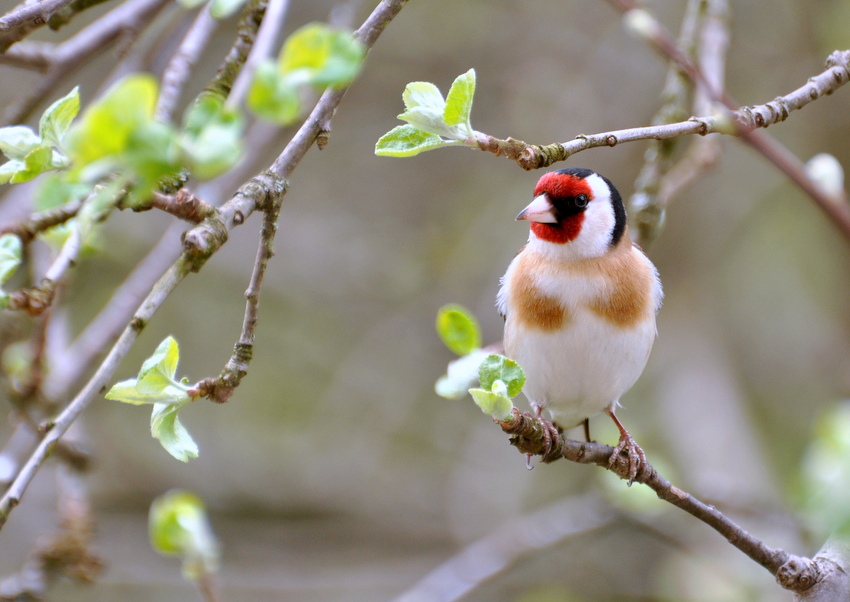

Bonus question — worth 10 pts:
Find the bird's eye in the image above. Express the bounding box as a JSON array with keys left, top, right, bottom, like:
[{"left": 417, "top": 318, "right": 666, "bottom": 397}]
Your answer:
[{"left": 575, "top": 194, "right": 589, "bottom": 208}]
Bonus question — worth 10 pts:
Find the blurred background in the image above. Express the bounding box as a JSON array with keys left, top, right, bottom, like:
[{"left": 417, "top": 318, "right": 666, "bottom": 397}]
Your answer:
[{"left": 0, "top": 0, "right": 849, "bottom": 599}]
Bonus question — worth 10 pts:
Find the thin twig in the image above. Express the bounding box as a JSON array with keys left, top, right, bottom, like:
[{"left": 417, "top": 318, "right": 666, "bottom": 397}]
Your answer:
[
  {"left": 629, "top": 0, "right": 704, "bottom": 247},
  {"left": 396, "top": 494, "right": 614, "bottom": 601},
  {"left": 155, "top": 5, "right": 220, "bottom": 122},
  {"left": 117, "top": 189, "right": 218, "bottom": 223},
  {"left": 194, "top": 188, "right": 283, "bottom": 403},
  {"left": 5, "top": 189, "right": 113, "bottom": 316},
  {"left": 0, "top": 0, "right": 78, "bottom": 52},
  {"left": 0, "top": 0, "right": 170, "bottom": 125},
  {"left": 226, "top": 0, "right": 291, "bottom": 110},
  {"left": 0, "top": 199, "right": 82, "bottom": 244},
  {"left": 203, "top": 0, "right": 267, "bottom": 102},
  {"left": 44, "top": 222, "right": 184, "bottom": 400}
]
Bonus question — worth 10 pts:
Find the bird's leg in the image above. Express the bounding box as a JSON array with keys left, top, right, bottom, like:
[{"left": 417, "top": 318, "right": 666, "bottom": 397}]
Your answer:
[
  {"left": 583, "top": 418, "right": 591, "bottom": 443},
  {"left": 605, "top": 409, "right": 646, "bottom": 483}
]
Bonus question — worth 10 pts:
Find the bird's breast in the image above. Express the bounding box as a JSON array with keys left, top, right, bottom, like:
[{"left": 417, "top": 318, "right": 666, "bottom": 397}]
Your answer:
[{"left": 505, "top": 244, "right": 657, "bottom": 332}]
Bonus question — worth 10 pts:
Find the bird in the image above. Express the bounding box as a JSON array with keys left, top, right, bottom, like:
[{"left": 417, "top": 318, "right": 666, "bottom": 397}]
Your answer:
[{"left": 496, "top": 167, "right": 662, "bottom": 479}]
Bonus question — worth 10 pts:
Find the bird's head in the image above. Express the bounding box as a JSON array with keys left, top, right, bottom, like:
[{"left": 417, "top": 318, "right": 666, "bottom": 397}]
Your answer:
[{"left": 517, "top": 168, "right": 627, "bottom": 259}]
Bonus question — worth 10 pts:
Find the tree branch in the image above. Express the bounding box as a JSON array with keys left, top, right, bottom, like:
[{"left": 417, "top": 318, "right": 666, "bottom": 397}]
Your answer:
[
  {"left": 0, "top": 0, "right": 170, "bottom": 125},
  {"left": 473, "top": 49, "right": 850, "bottom": 172},
  {"left": 196, "top": 0, "right": 412, "bottom": 402},
  {"left": 0, "top": 0, "right": 412, "bottom": 534},
  {"left": 495, "top": 408, "right": 836, "bottom": 595},
  {"left": 155, "top": 5, "right": 220, "bottom": 122},
  {"left": 194, "top": 187, "right": 283, "bottom": 404},
  {"left": 0, "top": 0, "right": 79, "bottom": 52},
  {"left": 0, "top": 198, "right": 82, "bottom": 244},
  {"left": 226, "top": 0, "right": 291, "bottom": 111}
]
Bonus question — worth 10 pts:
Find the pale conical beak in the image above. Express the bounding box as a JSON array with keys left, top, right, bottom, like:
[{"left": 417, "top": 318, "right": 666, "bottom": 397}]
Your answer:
[{"left": 516, "top": 194, "right": 557, "bottom": 223}]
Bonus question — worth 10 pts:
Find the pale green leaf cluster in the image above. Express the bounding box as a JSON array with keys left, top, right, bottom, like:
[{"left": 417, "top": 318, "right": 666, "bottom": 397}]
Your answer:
[
  {"left": 105, "top": 336, "right": 199, "bottom": 462},
  {"left": 799, "top": 401, "right": 850, "bottom": 540},
  {"left": 434, "top": 304, "right": 524, "bottom": 420},
  {"left": 248, "top": 23, "right": 365, "bottom": 125},
  {"left": 180, "top": 95, "right": 244, "bottom": 181},
  {"left": 0, "top": 234, "right": 22, "bottom": 308},
  {"left": 62, "top": 75, "right": 243, "bottom": 204},
  {"left": 0, "top": 87, "right": 78, "bottom": 184},
  {"left": 149, "top": 489, "right": 220, "bottom": 580},
  {"left": 0, "top": 76, "right": 243, "bottom": 219},
  {"left": 375, "top": 69, "right": 477, "bottom": 157},
  {"left": 468, "top": 354, "right": 522, "bottom": 421}
]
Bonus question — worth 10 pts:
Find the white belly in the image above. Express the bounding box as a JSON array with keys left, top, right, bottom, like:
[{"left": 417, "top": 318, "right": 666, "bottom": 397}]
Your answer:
[{"left": 504, "top": 309, "right": 656, "bottom": 428}]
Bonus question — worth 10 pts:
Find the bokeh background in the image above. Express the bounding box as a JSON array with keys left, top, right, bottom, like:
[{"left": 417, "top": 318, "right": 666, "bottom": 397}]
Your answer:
[{"left": 1, "top": 0, "right": 849, "bottom": 600}]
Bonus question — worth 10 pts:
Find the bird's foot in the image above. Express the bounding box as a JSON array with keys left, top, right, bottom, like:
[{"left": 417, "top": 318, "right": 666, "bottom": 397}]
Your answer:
[
  {"left": 524, "top": 408, "right": 561, "bottom": 467},
  {"left": 607, "top": 431, "right": 647, "bottom": 484},
  {"left": 538, "top": 418, "right": 561, "bottom": 463}
]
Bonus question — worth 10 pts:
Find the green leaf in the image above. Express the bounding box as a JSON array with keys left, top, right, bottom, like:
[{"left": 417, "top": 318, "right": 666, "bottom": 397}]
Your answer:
[
  {"left": 442, "top": 68, "right": 475, "bottom": 129},
  {"left": 105, "top": 336, "right": 191, "bottom": 405},
  {"left": 138, "top": 336, "right": 181, "bottom": 393},
  {"left": 0, "top": 160, "right": 24, "bottom": 184},
  {"left": 478, "top": 354, "right": 525, "bottom": 398},
  {"left": 124, "top": 120, "right": 181, "bottom": 201},
  {"left": 105, "top": 379, "right": 190, "bottom": 406},
  {"left": 247, "top": 60, "right": 300, "bottom": 125},
  {"left": 436, "top": 304, "right": 481, "bottom": 355},
  {"left": 0, "top": 234, "right": 22, "bottom": 284},
  {"left": 209, "top": 0, "right": 247, "bottom": 19},
  {"left": 402, "top": 81, "right": 445, "bottom": 112},
  {"left": 375, "top": 124, "right": 454, "bottom": 157},
  {"left": 9, "top": 145, "right": 53, "bottom": 183},
  {"left": 34, "top": 173, "right": 89, "bottom": 210},
  {"left": 180, "top": 96, "right": 243, "bottom": 179},
  {"left": 65, "top": 74, "right": 159, "bottom": 167},
  {"left": 279, "top": 23, "right": 365, "bottom": 88},
  {"left": 149, "top": 490, "right": 219, "bottom": 579},
  {"left": 469, "top": 387, "right": 514, "bottom": 421},
  {"left": 0, "top": 126, "right": 41, "bottom": 160},
  {"left": 435, "top": 349, "right": 490, "bottom": 399},
  {"left": 176, "top": 0, "right": 206, "bottom": 8},
  {"left": 151, "top": 402, "right": 199, "bottom": 462},
  {"left": 396, "top": 106, "right": 456, "bottom": 139},
  {"left": 39, "top": 86, "right": 80, "bottom": 148}
]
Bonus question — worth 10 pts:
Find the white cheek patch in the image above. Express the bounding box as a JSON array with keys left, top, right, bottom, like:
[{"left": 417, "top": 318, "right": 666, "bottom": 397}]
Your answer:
[{"left": 570, "top": 173, "right": 615, "bottom": 258}]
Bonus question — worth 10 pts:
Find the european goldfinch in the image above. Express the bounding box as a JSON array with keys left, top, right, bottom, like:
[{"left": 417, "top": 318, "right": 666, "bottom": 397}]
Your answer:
[{"left": 496, "top": 168, "right": 662, "bottom": 477}]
